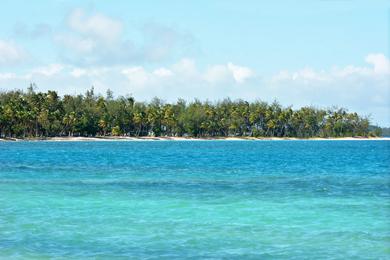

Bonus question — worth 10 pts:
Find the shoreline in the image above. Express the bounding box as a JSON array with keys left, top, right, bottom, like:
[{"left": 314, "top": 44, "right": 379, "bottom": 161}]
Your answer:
[{"left": 1, "top": 136, "right": 389, "bottom": 142}]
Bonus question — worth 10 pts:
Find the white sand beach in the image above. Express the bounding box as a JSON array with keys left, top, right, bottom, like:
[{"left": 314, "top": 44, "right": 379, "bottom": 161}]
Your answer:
[{"left": 1, "top": 136, "right": 389, "bottom": 142}]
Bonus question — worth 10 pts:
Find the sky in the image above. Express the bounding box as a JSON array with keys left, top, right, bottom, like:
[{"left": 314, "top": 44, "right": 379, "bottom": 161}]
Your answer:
[{"left": 0, "top": 0, "right": 389, "bottom": 126}]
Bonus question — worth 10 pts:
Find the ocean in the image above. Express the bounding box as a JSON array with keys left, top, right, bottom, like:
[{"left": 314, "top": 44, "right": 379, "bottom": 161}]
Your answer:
[{"left": 0, "top": 140, "right": 389, "bottom": 259}]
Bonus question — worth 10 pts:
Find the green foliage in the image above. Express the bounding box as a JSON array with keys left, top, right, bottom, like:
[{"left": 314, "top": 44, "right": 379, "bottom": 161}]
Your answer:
[
  {"left": 111, "top": 126, "right": 121, "bottom": 136},
  {"left": 0, "top": 87, "right": 373, "bottom": 138},
  {"left": 368, "top": 125, "right": 384, "bottom": 137},
  {"left": 379, "top": 127, "right": 390, "bottom": 137}
]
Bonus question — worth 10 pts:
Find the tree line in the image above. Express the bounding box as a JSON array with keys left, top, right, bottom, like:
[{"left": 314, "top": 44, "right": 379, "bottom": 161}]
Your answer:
[{"left": 0, "top": 86, "right": 379, "bottom": 139}]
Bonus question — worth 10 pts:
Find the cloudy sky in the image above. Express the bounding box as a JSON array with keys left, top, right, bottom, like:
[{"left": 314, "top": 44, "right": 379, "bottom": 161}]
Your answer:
[{"left": 0, "top": 0, "right": 389, "bottom": 125}]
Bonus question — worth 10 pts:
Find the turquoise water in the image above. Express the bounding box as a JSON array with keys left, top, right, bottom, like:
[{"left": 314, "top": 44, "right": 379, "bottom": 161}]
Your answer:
[{"left": 0, "top": 141, "right": 389, "bottom": 259}]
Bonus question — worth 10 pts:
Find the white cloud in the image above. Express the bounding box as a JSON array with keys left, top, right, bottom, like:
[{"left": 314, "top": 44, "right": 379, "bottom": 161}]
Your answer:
[
  {"left": 121, "top": 66, "right": 175, "bottom": 90},
  {"left": 0, "top": 73, "right": 17, "bottom": 81},
  {"left": 68, "top": 8, "right": 123, "bottom": 43},
  {"left": 332, "top": 65, "right": 371, "bottom": 78},
  {"left": 365, "top": 53, "right": 390, "bottom": 74},
  {"left": 70, "top": 68, "right": 86, "bottom": 78},
  {"left": 227, "top": 62, "right": 254, "bottom": 83},
  {"left": 121, "top": 67, "right": 149, "bottom": 87},
  {"left": 203, "top": 62, "right": 254, "bottom": 84},
  {"left": 0, "top": 40, "right": 27, "bottom": 66},
  {"left": 54, "top": 9, "right": 125, "bottom": 64},
  {"left": 118, "top": 60, "right": 256, "bottom": 94},
  {"left": 272, "top": 68, "right": 328, "bottom": 83},
  {"left": 70, "top": 67, "right": 109, "bottom": 78},
  {"left": 29, "top": 64, "right": 64, "bottom": 77},
  {"left": 153, "top": 68, "right": 173, "bottom": 77},
  {"left": 204, "top": 65, "right": 232, "bottom": 84},
  {"left": 54, "top": 9, "right": 196, "bottom": 65},
  {"left": 171, "top": 58, "right": 198, "bottom": 78},
  {"left": 272, "top": 54, "right": 390, "bottom": 83}
]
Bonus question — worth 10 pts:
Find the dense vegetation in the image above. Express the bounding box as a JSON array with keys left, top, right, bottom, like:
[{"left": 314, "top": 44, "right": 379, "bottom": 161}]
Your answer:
[
  {"left": 0, "top": 86, "right": 380, "bottom": 139},
  {"left": 375, "top": 126, "right": 389, "bottom": 137}
]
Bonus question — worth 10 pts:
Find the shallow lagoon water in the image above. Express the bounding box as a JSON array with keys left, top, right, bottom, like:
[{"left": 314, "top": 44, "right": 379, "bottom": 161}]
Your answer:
[{"left": 0, "top": 140, "right": 389, "bottom": 259}]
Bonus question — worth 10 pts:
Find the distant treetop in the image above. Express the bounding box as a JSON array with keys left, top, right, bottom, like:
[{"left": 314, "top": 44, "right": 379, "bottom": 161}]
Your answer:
[{"left": 0, "top": 88, "right": 376, "bottom": 139}]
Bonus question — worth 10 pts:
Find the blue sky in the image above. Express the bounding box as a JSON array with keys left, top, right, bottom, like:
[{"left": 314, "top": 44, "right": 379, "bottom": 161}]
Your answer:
[{"left": 0, "top": 0, "right": 389, "bottom": 125}]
